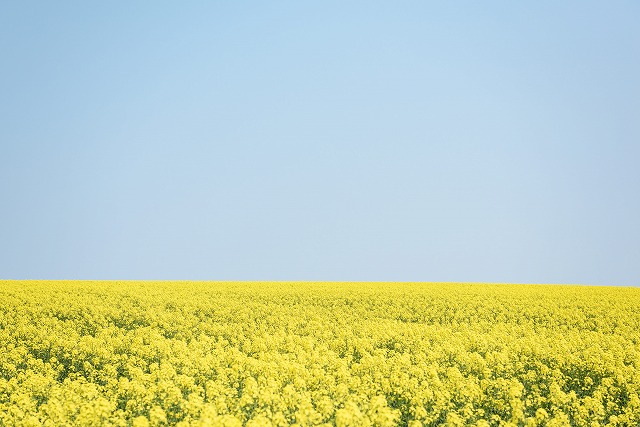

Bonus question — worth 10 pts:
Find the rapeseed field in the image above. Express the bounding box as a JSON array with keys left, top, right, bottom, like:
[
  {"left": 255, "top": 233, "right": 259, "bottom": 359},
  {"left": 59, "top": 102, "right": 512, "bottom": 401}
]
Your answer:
[{"left": 0, "top": 281, "right": 638, "bottom": 426}]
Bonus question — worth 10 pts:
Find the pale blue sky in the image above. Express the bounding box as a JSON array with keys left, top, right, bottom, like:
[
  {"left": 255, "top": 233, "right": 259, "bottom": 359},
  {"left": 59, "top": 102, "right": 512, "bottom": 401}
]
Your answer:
[{"left": 1, "top": 2, "right": 638, "bottom": 285}]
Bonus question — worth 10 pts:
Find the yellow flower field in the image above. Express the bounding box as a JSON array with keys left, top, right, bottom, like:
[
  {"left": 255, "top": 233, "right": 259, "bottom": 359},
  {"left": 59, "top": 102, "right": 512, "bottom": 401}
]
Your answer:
[{"left": 1, "top": 281, "right": 638, "bottom": 426}]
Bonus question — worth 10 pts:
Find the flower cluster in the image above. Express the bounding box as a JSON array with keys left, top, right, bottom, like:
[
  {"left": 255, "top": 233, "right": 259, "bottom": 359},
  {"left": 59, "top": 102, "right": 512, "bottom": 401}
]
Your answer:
[{"left": 0, "top": 281, "right": 639, "bottom": 426}]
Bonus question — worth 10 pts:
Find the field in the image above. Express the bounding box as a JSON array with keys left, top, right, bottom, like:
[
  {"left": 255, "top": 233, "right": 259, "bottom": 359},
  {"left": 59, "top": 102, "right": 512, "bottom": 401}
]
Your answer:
[{"left": 1, "top": 281, "right": 639, "bottom": 427}]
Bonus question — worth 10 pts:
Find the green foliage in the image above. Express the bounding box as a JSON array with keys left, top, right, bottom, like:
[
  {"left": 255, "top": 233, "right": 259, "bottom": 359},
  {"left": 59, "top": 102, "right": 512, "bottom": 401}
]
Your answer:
[{"left": 0, "top": 281, "right": 639, "bottom": 426}]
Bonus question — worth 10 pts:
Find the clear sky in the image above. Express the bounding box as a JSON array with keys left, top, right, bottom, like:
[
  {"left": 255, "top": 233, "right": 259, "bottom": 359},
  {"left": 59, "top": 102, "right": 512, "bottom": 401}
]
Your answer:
[{"left": 1, "top": 2, "right": 638, "bottom": 285}]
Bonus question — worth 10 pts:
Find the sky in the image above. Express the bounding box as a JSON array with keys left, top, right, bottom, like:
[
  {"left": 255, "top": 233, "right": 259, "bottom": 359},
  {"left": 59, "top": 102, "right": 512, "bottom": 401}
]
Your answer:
[{"left": 1, "top": 2, "right": 638, "bottom": 285}]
